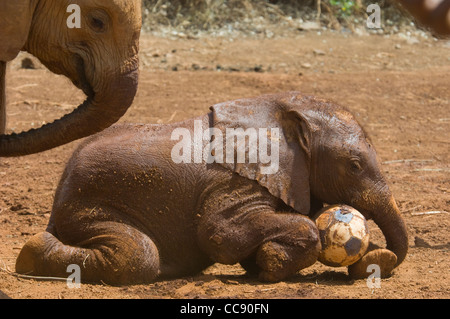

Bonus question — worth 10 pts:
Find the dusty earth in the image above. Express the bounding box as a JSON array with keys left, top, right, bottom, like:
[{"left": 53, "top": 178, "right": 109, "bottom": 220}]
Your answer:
[{"left": 0, "top": 30, "right": 449, "bottom": 299}]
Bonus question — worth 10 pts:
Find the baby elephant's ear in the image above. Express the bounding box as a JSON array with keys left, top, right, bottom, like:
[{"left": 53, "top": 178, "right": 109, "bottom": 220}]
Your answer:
[
  {"left": 210, "top": 92, "right": 311, "bottom": 214},
  {"left": 0, "top": 1, "right": 35, "bottom": 62}
]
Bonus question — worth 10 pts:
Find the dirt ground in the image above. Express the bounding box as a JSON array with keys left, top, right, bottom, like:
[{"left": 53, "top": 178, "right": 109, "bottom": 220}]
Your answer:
[{"left": 0, "top": 30, "right": 449, "bottom": 299}]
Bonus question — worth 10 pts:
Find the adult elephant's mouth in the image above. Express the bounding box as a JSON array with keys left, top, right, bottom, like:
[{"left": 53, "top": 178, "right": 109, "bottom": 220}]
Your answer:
[
  {"left": 74, "top": 55, "right": 95, "bottom": 99},
  {"left": 0, "top": 54, "right": 139, "bottom": 157}
]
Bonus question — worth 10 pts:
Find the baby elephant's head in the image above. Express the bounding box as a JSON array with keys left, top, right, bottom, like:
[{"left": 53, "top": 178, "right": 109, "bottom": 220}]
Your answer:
[
  {"left": 211, "top": 92, "right": 408, "bottom": 269},
  {"left": 304, "top": 102, "right": 408, "bottom": 266}
]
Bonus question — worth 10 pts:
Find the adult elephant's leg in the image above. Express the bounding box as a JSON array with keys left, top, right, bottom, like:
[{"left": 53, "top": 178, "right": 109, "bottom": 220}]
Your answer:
[
  {"left": 16, "top": 221, "right": 160, "bottom": 285},
  {"left": 0, "top": 61, "right": 6, "bottom": 134},
  {"left": 0, "top": 63, "right": 7, "bottom": 299},
  {"left": 197, "top": 210, "right": 321, "bottom": 282}
]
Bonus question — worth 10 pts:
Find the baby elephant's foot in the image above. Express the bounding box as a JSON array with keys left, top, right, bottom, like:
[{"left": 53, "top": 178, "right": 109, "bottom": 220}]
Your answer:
[
  {"left": 256, "top": 238, "right": 320, "bottom": 282},
  {"left": 16, "top": 222, "right": 161, "bottom": 285},
  {"left": 16, "top": 232, "right": 57, "bottom": 276}
]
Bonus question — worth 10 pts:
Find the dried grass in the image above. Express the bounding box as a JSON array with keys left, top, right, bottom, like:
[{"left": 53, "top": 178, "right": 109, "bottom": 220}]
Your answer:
[{"left": 141, "top": 0, "right": 416, "bottom": 34}]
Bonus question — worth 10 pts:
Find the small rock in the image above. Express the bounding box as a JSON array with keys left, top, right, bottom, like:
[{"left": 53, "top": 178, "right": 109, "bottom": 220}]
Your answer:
[
  {"left": 354, "top": 27, "right": 368, "bottom": 36},
  {"left": 313, "top": 49, "right": 326, "bottom": 56},
  {"left": 10, "top": 204, "right": 27, "bottom": 212},
  {"left": 227, "top": 66, "right": 241, "bottom": 72},
  {"left": 252, "top": 65, "right": 264, "bottom": 73},
  {"left": 301, "top": 63, "right": 312, "bottom": 69},
  {"left": 407, "top": 37, "right": 420, "bottom": 45},
  {"left": 298, "top": 21, "right": 321, "bottom": 31},
  {"left": 18, "top": 211, "right": 35, "bottom": 216}
]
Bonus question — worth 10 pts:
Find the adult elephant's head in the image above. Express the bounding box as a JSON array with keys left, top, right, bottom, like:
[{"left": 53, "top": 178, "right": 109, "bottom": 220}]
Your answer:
[
  {"left": 210, "top": 92, "right": 408, "bottom": 278},
  {"left": 0, "top": 0, "right": 142, "bottom": 156}
]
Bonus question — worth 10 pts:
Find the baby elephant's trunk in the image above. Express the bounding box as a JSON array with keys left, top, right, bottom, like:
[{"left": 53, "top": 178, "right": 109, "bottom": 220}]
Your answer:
[{"left": 372, "top": 195, "right": 409, "bottom": 266}]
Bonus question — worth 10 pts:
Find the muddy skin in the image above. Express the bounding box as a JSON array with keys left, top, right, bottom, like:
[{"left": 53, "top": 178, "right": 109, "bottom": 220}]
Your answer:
[
  {"left": 16, "top": 92, "right": 407, "bottom": 285},
  {"left": 0, "top": 0, "right": 142, "bottom": 157}
]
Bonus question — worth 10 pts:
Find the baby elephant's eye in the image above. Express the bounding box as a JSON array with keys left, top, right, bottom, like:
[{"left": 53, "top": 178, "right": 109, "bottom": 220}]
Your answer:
[{"left": 350, "top": 160, "right": 362, "bottom": 173}]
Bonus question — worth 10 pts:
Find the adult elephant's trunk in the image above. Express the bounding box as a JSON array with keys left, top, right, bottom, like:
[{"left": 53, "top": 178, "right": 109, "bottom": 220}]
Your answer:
[
  {"left": 0, "top": 67, "right": 138, "bottom": 157},
  {"left": 370, "top": 194, "right": 409, "bottom": 266}
]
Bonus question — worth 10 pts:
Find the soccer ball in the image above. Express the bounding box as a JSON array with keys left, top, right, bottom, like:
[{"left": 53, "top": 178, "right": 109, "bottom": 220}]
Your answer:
[{"left": 314, "top": 205, "right": 370, "bottom": 267}]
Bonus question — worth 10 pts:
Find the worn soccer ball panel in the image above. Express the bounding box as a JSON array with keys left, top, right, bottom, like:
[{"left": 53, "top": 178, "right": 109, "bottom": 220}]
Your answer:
[{"left": 315, "top": 205, "right": 370, "bottom": 267}]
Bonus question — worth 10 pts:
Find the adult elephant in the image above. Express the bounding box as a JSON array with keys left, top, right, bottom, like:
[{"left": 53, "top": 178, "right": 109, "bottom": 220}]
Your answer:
[
  {"left": 397, "top": 0, "right": 450, "bottom": 35},
  {"left": 0, "top": 0, "right": 142, "bottom": 157}
]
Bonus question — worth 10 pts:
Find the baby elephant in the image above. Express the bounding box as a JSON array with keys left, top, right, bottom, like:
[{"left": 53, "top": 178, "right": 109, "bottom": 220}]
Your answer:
[{"left": 16, "top": 92, "right": 408, "bottom": 285}]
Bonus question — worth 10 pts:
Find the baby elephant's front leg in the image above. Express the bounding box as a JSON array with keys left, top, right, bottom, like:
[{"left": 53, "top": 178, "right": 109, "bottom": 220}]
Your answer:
[
  {"left": 198, "top": 210, "right": 321, "bottom": 282},
  {"left": 253, "top": 213, "right": 321, "bottom": 282}
]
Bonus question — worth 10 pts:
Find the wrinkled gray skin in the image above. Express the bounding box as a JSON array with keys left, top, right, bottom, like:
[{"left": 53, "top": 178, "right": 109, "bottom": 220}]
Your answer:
[
  {"left": 16, "top": 92, "right": 408, "bottom": 285},
  {"left": 0, "top": 0, "right": 142, "bottom": 156}
]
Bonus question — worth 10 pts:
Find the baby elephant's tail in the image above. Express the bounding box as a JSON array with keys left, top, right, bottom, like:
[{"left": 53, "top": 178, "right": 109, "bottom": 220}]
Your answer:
[{"left": 16, "top": 226, "right": 161, "bottom": 285}]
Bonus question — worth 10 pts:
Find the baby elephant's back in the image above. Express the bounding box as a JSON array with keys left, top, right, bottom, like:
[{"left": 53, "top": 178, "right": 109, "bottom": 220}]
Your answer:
[
  {"left": 63, "top": 118, "right": 210, "bottom": 208},
  {"left": 51, "top": 119, "right": 214, "bottom": 270}
]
